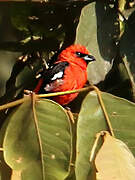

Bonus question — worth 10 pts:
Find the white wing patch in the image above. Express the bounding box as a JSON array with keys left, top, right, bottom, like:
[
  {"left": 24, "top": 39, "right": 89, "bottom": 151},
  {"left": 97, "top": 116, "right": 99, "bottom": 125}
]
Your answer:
[
  {"left": 51, "top": 71, "right": 63, "bottom": 81},
  {"left": 44, "top": 79, "right": 63, "bottom": 91}
]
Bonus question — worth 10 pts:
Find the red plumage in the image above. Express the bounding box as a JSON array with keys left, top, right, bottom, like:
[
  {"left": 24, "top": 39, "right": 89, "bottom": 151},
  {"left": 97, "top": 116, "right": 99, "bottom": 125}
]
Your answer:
[{"left": 34, "top": 44, "right": 95, "bottom": 105}]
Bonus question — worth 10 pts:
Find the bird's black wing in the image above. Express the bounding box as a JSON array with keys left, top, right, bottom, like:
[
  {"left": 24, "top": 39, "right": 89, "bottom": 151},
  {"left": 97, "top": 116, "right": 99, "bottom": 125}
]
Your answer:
[
  {"left": 43, "top": 61, "right": 69, "bottom": 83},
  {"left": 37, "top": 61, "right": 69, "bottom": 93}
]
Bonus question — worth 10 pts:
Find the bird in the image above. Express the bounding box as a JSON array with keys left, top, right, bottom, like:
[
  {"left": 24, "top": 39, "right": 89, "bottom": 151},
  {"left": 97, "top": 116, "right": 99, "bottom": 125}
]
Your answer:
[{"left": 34, "top": 44, "right": 95, "bottom": 105}]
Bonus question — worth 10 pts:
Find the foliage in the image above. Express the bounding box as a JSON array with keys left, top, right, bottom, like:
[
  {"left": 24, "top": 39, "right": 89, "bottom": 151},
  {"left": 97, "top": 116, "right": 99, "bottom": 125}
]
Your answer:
[{"left": 0, "top": 0, "right": 135, "bottom": 179}]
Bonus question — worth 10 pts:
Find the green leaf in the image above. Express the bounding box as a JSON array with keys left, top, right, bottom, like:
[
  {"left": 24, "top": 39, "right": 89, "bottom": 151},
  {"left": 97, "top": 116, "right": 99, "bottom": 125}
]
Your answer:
[
  {"left": 75, "top": 91, "right": 135, "bottom": 180},
  {"left": 75, "top": 1, "right": 118, "bottom": 84},
  {"left": 3, "top": 97, "right": 72, "bottom": 180}
]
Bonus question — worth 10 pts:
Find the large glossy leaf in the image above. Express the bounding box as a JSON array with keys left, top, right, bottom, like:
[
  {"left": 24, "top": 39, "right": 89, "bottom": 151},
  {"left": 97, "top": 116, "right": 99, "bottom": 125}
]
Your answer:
[
  {"left": 3, "top": 97, "right": 72, "bottom": 180},
  {"left": 95, "top": 133, "right": 135, "bottom": 180},
  {"left": 75, "top": 1, "right": 118, "bottom": 84},
  {"left": 75, "top": 91, "right": 135, "bottom": 180}
]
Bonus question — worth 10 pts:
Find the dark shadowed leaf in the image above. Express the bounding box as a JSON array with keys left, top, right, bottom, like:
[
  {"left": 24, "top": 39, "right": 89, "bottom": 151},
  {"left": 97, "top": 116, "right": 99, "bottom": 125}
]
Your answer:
[
  {"left": 120, "top": 11, "right": 135, "bottom": 96},
  {"left": 3, "top": 97, "right": 72, "bottom": 180},
  {"left": 0, "top": 107, "right": 13, "bottom": 180},
  {"left": 10, "top": 4, "right": 32, "bottom": 32},
  {"left": 75, "top": 91, "right": 135, "bottom": 179},
  {"left": 75, "top": 1, "right": 118, "bottom": 84},
  {"left": 0, "top": 51, "right": 20, "bottom": 97}
]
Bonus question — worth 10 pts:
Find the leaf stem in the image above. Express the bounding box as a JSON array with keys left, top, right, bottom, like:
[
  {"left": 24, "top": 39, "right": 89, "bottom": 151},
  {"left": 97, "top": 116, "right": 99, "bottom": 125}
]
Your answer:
[
  {"left": 92, "top": 86, "right": 115, "bottom": 137},
  {"left": 90, "top": 131, "right": 110, "bottom": 162},
  {"left": 90, "top": 132, "right": 102, "bottom": 162},
  {"left": 31, "top": 93, "right": 45, "bottom": 180}
]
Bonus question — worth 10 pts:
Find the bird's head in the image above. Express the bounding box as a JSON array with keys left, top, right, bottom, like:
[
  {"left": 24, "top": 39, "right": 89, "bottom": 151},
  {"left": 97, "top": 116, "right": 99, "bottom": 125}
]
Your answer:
[{"left": 58, "top": 44, "right": 96, "bottom": 68}]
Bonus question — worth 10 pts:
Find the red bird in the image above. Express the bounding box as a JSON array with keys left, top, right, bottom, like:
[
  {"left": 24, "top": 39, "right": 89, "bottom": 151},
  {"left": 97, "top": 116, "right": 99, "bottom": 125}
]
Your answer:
[{"left": 34, "top": 44, "right": 95, "bottom": 105}]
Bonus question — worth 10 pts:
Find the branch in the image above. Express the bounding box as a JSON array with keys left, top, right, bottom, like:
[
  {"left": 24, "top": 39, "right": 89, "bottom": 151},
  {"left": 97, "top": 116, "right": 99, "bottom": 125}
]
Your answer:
[{"left": 0, "top": 86, "right": 93, "bottom": 111}]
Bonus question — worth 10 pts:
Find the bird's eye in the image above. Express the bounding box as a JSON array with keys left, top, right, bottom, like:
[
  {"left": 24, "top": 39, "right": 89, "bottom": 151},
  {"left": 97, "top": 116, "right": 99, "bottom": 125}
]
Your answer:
[
  {"left": 76, "top": 52, "right": 81, "bottom": 56},
  {"left": 76, "top": 51, "right": 85, "bottom": 58}
]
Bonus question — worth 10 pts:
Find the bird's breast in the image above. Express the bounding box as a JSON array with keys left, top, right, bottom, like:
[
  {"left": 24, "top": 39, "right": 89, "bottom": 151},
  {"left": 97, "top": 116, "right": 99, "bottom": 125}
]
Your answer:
[{"left": 64, "top": 63, "right": 87, "bottom": 89}]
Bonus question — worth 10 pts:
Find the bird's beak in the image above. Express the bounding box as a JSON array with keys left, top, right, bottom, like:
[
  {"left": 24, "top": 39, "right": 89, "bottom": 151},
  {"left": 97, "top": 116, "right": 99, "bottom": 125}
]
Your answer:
[{"left": 83, "top": 54, "right": 96, "bottom": 62}]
